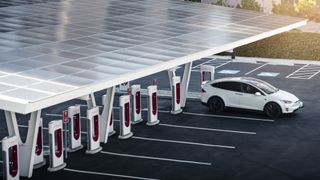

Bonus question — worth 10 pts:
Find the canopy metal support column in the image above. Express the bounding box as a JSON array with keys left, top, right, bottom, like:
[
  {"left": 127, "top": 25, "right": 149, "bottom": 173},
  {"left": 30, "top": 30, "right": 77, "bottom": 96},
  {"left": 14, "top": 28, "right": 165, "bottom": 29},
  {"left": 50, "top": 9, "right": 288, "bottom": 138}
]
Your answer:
[
  {"left": 86, "top": 93, "right": 97, "bottom": 109},
  {"left": 167, "top": 62, "right": 193, "bottom": 109},
  {"left": 5, "top": 110, "right": 42, "bottom": 178},
  {"left": 181, "top": 62, "right": 192, "bottom": 108},
  {"left": 100, "top": 86, "right": 116, "bottom": 143},
  {"left": 167, "top": 68, "right": 176, "bottom": 88},
  {"left": 4, "top": 111, "right": 22, "bottom": 144}
]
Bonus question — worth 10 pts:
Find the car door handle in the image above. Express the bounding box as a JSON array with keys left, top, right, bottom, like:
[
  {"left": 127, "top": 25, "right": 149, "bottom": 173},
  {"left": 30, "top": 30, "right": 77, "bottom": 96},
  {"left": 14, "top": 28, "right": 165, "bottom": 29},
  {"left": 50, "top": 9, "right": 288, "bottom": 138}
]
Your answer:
[{"left": 235, "top": 93, "right": 243, "bottom": 96}]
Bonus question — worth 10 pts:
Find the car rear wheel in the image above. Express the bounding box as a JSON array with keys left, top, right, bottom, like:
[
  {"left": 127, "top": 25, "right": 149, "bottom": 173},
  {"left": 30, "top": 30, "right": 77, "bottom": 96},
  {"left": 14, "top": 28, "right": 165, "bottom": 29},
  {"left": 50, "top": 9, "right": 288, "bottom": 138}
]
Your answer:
[
  {"left": 264, "top": 102, "right": 282, "bottom": 118},
  {"left": 208, "top": 97, "right": 224, "bottom": 113}
]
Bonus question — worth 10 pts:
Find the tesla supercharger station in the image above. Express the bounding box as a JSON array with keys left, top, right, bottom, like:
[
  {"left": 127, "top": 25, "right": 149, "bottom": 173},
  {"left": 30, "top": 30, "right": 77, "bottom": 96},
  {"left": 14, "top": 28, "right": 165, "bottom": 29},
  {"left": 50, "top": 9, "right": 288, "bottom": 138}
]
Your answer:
[
  {"left": 171, "top": 76, "right": 182, "bottom": 115},
  {"left": 48, "top": 120, "right": 66, "bottom": 172},
  {"left": 118, "top": 95, "right": 133, "bottom": 139},
  {"left": 147, "top": 85, "right": 160, "bottom": 126},
  {"left": 68, "top": 106, "right": 83, "bottom": 152},
  {"left": 200, "top": 65, "right": 215, "bottom": 91},
  {"left": 34, "top": 118, "right": 46, "bottom": 169},
  {"left": 131, "top": 85, "right": 143, "bottom": 124},
  {"left": 2, "top": 136, "right": 19, "bottom": 180},
  {"left": 86, "top": 107, "right": 102, "bottom": 154},
  {"left": 102, "top": 95, "right": 116, "bottom": 136}
]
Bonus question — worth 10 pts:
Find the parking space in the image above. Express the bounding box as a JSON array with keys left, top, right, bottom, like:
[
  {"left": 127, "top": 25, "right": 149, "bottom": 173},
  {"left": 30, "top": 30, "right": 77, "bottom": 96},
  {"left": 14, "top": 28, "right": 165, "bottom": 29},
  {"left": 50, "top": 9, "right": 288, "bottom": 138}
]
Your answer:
[
  {"left": 1, "top": 56, "right": 320, "bottom": 180},
  {"left": 215, "top": 62, "right": 264, "bottom": 78},
  {"left": 286, "top": 64, "right": 320, "bottom": 79},
  {"left": 252, "top": 64, "right": 303, "bottom": 79},
  {"left": 192, "top": 57, "right": 231, "bottom": 72}
]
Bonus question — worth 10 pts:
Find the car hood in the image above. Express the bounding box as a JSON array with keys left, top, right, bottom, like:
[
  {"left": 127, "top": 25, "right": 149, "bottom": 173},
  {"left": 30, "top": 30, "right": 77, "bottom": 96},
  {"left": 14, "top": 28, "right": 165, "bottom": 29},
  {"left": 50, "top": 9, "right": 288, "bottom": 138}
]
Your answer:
[{"left": 271, "top": 90, "right": 299, "bottom": 102}]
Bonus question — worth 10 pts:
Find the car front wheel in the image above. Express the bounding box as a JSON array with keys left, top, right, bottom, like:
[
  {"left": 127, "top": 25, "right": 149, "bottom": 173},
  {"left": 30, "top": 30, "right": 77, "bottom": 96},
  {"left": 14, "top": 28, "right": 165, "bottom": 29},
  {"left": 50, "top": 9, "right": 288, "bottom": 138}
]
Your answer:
[
  {"left": 208, "top": 97, "right": 224, "bottom": 113},
  {"left": 264, "top": 102, "right": 282, "bottom": 118}
]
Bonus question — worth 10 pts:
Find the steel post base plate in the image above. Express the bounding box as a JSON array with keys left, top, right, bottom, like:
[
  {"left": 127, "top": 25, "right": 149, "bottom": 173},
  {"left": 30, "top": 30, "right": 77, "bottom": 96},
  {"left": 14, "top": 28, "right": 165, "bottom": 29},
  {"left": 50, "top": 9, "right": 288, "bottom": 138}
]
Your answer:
[
  {"left": 85, "top": 146, "right": 102, "bottom": 155},
  {"left": 146, "top": 120, "right": 160, "bottom": 126},
  {"left": 68, "top": 145, "right": 84, "bottom": 153},
  {"left": 171, "top": 109, "right": 183, "bottom": 115},
  {"left": 47, "top": 163, "right": 66, "bottom": 172},
  {"left": 131, "top": 118, "right": 143, "bottom": 125},
  {"left": 34, "top": 159, "right": 46, "bottom": 169},
  {"left": 118, "top": 132, "right": 133, "bottom": 140},
  {"left": 108, "top": 130, "right": 116, "bottom": 137}
]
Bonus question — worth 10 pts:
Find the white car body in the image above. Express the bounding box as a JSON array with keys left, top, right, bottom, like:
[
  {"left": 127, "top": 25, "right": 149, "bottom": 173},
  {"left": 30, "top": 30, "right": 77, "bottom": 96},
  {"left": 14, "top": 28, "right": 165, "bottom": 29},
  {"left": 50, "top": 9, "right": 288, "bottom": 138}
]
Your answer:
[{"left": 201, "top": 77, "right": 303, "bottom": 114}]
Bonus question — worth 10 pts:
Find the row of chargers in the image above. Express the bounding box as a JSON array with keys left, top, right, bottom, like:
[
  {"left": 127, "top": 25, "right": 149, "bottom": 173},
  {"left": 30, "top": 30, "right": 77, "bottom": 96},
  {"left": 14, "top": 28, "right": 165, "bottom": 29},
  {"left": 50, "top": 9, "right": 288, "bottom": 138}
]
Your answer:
[{"left": 1, "top": 84, "right": 161, "bottom": 180}]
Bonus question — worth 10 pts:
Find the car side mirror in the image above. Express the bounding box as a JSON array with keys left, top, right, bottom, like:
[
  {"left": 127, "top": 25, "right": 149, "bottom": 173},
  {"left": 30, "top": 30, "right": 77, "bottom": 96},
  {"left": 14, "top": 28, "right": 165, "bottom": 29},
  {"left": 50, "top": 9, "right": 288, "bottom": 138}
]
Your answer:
[
  {"left": 201, "top": 81, "right": 208, "bottom": 88},
  {"left": 255, "top": 92, "right": 262, "bottom": 96}
]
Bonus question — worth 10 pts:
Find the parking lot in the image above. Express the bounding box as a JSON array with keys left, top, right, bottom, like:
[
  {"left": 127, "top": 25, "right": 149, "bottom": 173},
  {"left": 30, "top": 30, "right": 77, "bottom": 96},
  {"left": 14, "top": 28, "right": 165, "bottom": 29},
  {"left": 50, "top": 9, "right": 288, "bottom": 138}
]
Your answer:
[{"left": 1, "top": 56, "right": 320, "bottom": 180}]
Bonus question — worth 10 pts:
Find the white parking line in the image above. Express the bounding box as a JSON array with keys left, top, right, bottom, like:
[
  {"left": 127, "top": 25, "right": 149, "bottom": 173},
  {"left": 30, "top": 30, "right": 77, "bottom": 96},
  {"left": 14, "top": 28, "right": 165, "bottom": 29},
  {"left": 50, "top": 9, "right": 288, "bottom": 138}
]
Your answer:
[
  {"left": 191, "top": 59, "right": 230, "bottom": 72},
  {"left": 285, "top": 64, "right": 320, "bottom": 79},
  {"left": 182, "top": 112, "right": 274, "bottom": 122},
  {"left": 17, "top": 124, "right": 234, "bottom": 149},
  {"left": 286, "top": 64, "right": 309, "bottom": 78},
  {"left": 101, "top": 151, "right": 211, "bottom": 166},
  {"left": 44, "top": 113, "right": 120, "bottom": 122},
  {"left": 245, "top": 64, "right": 267, "bottom": 75},
  {"left": 64, "top": 168, "right": 160, "bottom": 180},
  {"left": 18, "top": 124, "right": 88, "bottom": 135},
  {"left": 73, "top": 105, "right": 170, "bottom": 113},
  {"left": 76, "top": 104, "right": 103, "bottom": 108},
  {"left": 216, "top": 60, "right": 231, "bottom": 69},
  {"left": 19, "top": 124, "right": 48, "bottom": 130},
  {"left": 308, "top": 70, "right": 320, "bottom": 79},
  {"left": 17, "top": 123, "right": 123, "bottom": 135},
  {"left": 192, "top": 58, "right": 217, "bottom": 69},
  {"left": 45, "top": 113, "right": 87, "bottom": 119},
  {"left": 159, "top": 123, "right": 256, "bottom": 135},
  {"left": 46, "top": 109, "right": 272, "bottom": 123},
  {"left": 136, "top": 106, "right": 267, "bottom": 123},
  {"left": 132, "top": 136, "right": 235, "bottom": 149}
]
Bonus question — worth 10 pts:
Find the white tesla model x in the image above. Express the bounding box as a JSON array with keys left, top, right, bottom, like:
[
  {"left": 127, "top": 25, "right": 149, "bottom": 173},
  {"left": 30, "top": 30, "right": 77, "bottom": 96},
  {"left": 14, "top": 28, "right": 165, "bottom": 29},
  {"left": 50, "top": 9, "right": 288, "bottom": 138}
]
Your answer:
[{"left": 201, "top": 77, "right": 303, "bottom": 118}]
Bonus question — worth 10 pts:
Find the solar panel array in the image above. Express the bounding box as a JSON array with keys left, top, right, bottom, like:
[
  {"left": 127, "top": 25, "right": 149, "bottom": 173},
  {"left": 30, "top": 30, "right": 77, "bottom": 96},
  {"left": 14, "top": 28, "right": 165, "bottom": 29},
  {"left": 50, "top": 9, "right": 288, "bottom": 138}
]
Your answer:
[{"left": 0, "top": 0, "right": 305, "bottom": 108}]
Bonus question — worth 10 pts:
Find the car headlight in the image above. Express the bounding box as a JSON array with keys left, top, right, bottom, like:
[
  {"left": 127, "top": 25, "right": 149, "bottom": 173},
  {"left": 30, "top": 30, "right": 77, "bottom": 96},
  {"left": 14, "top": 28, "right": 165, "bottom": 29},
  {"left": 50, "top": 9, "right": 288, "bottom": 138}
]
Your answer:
[{"left": 281, "top": 100, "right": 293, "bottom": 104}]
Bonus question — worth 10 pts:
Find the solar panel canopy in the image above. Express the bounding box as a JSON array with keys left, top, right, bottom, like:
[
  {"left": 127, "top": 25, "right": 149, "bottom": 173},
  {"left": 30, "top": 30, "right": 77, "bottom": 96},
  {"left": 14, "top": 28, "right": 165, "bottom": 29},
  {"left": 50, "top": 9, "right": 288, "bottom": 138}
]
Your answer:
[{"left": 0, "top": 0, "right": 306, "bottom": 114}]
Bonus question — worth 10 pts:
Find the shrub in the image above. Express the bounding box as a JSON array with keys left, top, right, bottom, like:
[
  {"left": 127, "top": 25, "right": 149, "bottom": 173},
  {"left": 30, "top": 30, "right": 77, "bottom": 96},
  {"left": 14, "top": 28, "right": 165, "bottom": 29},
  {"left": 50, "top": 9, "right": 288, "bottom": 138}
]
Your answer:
[
  {"left": 272, "top": 1, "right": 297, "bottom": 16},
  {"left": 239, "top": 0, "right": 262, "bottom": 12},
  {"left": 273, "top": 0, "right": 318, "bottom": 19},
  {"left": 313, "top": 14, "right": 320, "bottom": 22},
  {"left": 294, "top": 0, "right": 318, "bottom": 18},
  {"left": 212, "top": 0, "right": 233, "bottom": 7}
]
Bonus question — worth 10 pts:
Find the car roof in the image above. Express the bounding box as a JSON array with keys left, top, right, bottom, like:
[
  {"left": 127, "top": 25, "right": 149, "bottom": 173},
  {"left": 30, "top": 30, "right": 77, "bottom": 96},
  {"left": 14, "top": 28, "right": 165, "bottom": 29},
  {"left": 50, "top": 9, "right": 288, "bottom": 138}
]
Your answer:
[{"left": 211, "top": 77, "right": 264, "bottom": 84}]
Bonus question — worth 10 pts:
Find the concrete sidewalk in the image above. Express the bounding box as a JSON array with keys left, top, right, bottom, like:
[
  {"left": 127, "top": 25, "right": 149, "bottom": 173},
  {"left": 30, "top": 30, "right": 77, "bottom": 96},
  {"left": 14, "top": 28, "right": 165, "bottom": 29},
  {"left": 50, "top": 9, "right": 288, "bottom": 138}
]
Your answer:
[{"left": 298, "top": 21, "right": 320, "bottom": 33}]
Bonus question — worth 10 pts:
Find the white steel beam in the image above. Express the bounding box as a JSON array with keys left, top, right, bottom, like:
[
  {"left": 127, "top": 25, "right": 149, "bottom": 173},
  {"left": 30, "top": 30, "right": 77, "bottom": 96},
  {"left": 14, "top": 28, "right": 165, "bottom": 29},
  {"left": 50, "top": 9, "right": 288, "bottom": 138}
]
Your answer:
[
  {"left": 181, "top": 62, "right": 193, "bottom": 108},
  {"left": 4, "top": 111, "right": 22, "bottom": 144},
  {"left": 100, "top": 86, "right": 116, "bottom": 143},
  {"left": 5, "top": 110, "right": 42, "bottom": 177},
  {"left": 167, "top": 69, "right": 176, "bottom": 88},
  {"left": 86, "top": 93, "right": 97, "bottom": 110},
  {"left": 168, "top": 62, "right": 192, "bottom": 109}
]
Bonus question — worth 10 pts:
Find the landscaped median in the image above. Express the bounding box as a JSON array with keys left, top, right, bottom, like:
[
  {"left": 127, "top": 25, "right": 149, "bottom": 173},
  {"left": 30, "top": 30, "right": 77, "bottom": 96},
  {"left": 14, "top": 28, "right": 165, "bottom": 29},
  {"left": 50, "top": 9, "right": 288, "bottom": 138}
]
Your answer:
[{"left": 233, "top": 30, "right": 320, "bottom": 61}]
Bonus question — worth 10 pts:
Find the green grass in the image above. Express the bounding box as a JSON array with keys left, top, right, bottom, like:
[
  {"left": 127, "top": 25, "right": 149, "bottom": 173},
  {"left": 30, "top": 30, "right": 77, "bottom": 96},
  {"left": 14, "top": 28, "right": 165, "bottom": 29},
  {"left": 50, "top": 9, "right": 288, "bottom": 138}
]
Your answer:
[{"left": 233, "top": 31, "right": 320, "bottom": 60}]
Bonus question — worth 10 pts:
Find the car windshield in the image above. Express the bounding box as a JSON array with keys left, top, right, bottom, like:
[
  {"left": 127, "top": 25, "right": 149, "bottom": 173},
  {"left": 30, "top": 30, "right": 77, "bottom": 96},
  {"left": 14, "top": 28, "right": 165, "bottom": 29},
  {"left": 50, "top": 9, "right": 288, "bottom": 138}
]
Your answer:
[{"left": 243, "top": 78, "right": 279, "bottom": 94}]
